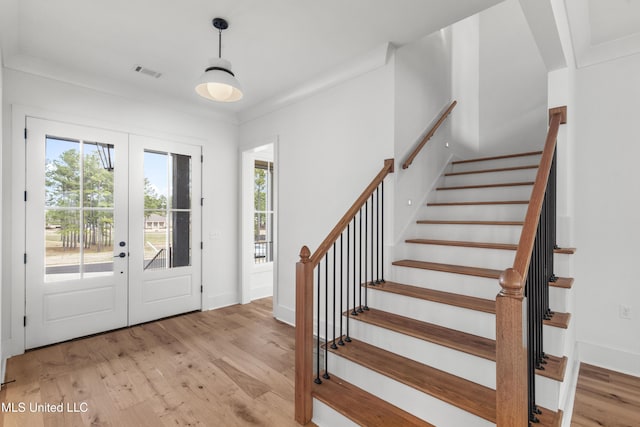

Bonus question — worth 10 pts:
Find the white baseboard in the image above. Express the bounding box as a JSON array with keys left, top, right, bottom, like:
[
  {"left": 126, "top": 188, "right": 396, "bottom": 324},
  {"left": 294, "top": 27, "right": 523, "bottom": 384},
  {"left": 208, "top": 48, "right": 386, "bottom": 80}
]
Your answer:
[
  {"left": 250, "top": 285, "right": 273, "bottom": 301},
  {"left": 578, "top": 340, "right": 640, "bottom": 377},
  {"left": 560, "top": 350, "right": 581, "bottom": 427},
  {"left": 203, "top": 292, "right": 239, "bottom": 311},
  {"left": 275, "top": 304, "right": 295, "bottom": 327}
]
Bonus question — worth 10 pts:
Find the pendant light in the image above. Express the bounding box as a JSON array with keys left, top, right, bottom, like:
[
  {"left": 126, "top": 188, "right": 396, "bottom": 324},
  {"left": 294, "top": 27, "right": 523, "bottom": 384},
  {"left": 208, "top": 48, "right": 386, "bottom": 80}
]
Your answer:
[{"left": 195, "top": 18, "right": 243, "bottom": 102}]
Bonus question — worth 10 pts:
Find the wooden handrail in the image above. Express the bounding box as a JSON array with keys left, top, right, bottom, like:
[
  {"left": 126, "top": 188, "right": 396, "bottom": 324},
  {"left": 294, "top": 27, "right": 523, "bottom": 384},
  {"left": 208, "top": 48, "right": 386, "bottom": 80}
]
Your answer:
[
  {"left": 309, "top": 158, "right": 394, "bottom": 267},
  {"left": 295, "top": 158, "right": 394, "bottom": 425},
  {"left": 512, "top": 107, "right": 566, "bottom": 276},
  {"left": 495, "top": 105, "right": 566, "bottom": 427},
  {"left": 402, "top": 100, "right": 457, "bottom": 170}
]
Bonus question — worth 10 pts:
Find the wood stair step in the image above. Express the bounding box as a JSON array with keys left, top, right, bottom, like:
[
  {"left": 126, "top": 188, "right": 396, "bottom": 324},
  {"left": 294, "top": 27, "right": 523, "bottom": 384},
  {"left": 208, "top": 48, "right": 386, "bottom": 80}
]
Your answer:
[
  {"left": 428, "top": 200, "right": 529, "bottom": 206},
  {"left": 364, "top": 281, "right": 571, "bottom": 329},
  {"left": 312, "top": 373, "right": 433, "bottom": 427},
  {"left": 417, "top": 219, "right": 524, "bottom": 226},
  {"left": 326, "top": 338, "right": 496, "bottom": 423},
  {"left": 392, "top": 259, "right": 573, "bottom": 289},
  {"left": 405, "top": 238, "right": 576, "bottom": 255},
  {"left": 445, "top": 165, "right": 538, "bottom": 176},
  {"left": 347, "top": 308, "right": 568, "bottom": 381},
  {"left": 324, "top": 339, "right": 563, "bottom": 426},
  {"left": 437, "top": 181, "right": 534, "bottom": 191},
  {"left": 452, "top": 151, "right": 543, "bottom": 165},
  {"left": 364, "top": 281, "right": 495, "bottom": 313}
]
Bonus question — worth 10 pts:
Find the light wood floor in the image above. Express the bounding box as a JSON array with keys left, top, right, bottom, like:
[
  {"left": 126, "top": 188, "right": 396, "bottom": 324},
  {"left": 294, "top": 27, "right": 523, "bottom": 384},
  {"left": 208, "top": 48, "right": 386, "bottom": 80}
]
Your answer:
[
  {"left": 571, "top": 363, "right": 640, "bottom": 426},
  {"left": 0, "top": 298, "right": 308, "bottom": 427},
  {"left": 3, "top": 300, "right": 639, "bottom": 427}
]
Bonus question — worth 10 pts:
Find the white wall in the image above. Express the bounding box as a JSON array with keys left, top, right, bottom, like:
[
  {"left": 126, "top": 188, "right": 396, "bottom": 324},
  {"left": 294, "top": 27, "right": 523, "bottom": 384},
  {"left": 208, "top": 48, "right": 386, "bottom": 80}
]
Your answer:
[
  {"left": 0, "top": 46, "right": 4, "bottom": 378},
  {"left": 1, "top": 69, "right": 239, "bottom": 358},
  {"left": 572, "top": 53, "right": 640, "bottom": 376},
  {"left": 393, "top": 29, "right": 455, "bottom": 242},
  {"left": 239, "top": 63, "right": 394, "bottom": 325},
  {"left": 478, "top": 0, "right": 548, "bottom": 155}
]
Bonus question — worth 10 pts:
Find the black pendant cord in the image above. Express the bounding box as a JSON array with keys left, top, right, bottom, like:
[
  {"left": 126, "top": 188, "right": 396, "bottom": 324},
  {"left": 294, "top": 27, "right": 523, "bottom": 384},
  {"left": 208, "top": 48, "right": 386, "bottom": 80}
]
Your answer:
[
  {"left": 315, "top": 265, "right": 322, "bottom": 384},
  {"left": 323, "top": 254, "right": 330, "bottom": 380},
  {"left": 218, "top": 29, "right": 222, "bottom": 58},
  {"left": 331, "top": 243, "right": 338, "bottom": 350}
]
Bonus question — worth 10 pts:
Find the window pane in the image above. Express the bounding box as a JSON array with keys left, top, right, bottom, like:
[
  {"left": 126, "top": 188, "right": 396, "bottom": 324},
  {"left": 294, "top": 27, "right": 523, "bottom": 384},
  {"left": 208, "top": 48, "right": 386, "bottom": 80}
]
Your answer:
[
  {"left": 83, "top": 210, "right": 114, "bottom": 277},
  {"left": 46, "top": 138, "right": 80, "bottom": 208},
  {"left": 144, "top": 151, "right": 168, "bottom": 211},
  {"left": 171, "top": 211, "right": 191, "bottom": 268},
  {"left": 254, "top": 167, "right": 266, "bottom": 211},
  {"left": 84, "top": 142, "right": 114, "bottom": 208},
  {"left": 172, "top": 153, "right": 191, "bottom": 209},
  {"left": 144, "top": 213, "right": 168, "bottom": 270},
  {"left": 45, "top": 209, "right": 80, "bottom": 281}
]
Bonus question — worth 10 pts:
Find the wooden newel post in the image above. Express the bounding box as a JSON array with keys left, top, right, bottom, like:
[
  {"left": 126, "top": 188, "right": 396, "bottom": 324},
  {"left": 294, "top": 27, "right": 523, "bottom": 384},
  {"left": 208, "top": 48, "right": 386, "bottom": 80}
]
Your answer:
[
  {"left": 295, "top": 246, "right": 313, "bottom": 424},
  {"left": 496, "top": 268, "right": 528, "bottom": 427}
]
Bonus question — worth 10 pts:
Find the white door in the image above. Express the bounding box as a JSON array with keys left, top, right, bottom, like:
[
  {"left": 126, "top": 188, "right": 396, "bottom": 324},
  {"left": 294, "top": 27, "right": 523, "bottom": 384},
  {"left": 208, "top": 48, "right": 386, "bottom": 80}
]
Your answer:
[
  {"left": 25, "top": 119, "right": 202, "bottom": 348},
  {"left": 128, "top": 135, "right": 202, "bottom": 325},
  {"left": 25, "top": 118, "right": 129, "bottom": 348}
]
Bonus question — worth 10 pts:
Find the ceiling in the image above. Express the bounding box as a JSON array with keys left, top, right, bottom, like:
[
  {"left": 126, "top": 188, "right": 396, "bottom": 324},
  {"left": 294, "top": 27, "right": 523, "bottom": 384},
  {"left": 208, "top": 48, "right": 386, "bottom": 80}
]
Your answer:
[{"left": 0, "top": 0, "right": 503, "bottom": 119}]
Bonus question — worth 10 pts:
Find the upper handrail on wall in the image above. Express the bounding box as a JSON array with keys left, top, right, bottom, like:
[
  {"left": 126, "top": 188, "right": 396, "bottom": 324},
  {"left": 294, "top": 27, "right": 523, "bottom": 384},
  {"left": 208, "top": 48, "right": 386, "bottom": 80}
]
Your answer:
[{"left": 402, "top": 100, "right": 457, "bottom": 170}]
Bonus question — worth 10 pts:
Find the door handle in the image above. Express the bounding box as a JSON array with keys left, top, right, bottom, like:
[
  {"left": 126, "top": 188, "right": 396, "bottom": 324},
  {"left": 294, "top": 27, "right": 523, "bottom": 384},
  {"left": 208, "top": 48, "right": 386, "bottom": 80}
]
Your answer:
[{"left": 114, "top": 252, "right": 127, "bottom": 258}]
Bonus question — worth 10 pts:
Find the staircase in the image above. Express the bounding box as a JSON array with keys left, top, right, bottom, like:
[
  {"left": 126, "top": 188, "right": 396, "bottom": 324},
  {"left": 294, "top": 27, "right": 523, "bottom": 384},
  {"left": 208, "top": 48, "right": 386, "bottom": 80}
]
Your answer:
[{"left": 303, "top": 149, "right": 574, "bottom": 426}]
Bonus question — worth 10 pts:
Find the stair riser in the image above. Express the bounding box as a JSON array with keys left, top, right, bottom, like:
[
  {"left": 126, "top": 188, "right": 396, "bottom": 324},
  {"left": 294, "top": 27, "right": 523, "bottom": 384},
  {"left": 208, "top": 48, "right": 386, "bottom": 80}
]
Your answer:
[
  {"left": 549, "top": 286, "right": 570, "bottom": 313},
  {"left": 433, "top": 185, "right": 533, "bottom": 203},
  {"left": 422, "top": 204, "right": 528, "bottom": 222},
  {"left": 443, "top": 168, "right": 537, "bottom": 187},
  {"left": 365, "top": 288, "right": 496, "bottom": 339},
  {"left": 391, "top": 265, "right": 501, "bottom": 300},
  {"left": 410, "top": 223, "right": 523, "bottom": 244},
  {"left": 326, "top": 349, "right": 494, "bottom": 427},
  {"left": 346, "top": 320, "right": 496, "bottom": 388},
  {"left": 450, "top": 155, "right": 541, "bottom": 173},
  {"left": 536, "top": 376, "right": 561, "bottom": 411},
  {"left": 403, "top": 243, "right": 515, "bottom": 271},
  {"left": 365, "top": 288, "right": 567, "bottom": 356},
  {"left": 312, "top": 400, "right": 359, "bottom": 427}
]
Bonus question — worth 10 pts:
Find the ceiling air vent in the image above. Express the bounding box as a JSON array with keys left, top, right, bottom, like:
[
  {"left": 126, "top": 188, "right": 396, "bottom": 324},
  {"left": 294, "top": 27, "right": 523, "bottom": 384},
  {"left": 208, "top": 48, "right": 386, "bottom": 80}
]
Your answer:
[{"left": 133, "top": 65, "right": 162, "bottom": 79}]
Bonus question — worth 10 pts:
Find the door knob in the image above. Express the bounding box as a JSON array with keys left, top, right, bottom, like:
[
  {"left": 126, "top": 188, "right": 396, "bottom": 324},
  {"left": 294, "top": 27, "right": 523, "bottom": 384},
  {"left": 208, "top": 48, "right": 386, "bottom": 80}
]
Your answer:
[{"left": 114, "top": 252, "right": 126, "bottom": 258}]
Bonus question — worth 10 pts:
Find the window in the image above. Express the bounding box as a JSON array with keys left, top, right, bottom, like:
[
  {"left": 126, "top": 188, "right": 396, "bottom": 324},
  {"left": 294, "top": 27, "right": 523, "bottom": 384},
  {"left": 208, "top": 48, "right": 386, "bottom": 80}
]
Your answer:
[{"left": 254, "top": 159, "right": 273, "bottom": 264}]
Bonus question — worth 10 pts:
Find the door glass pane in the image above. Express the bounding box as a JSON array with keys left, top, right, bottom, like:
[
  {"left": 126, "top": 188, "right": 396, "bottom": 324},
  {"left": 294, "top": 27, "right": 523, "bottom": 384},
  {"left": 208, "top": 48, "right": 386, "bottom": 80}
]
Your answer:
[
  {"left": 46, "top": 138, "right": 80, "bottom": 208},
  {"left": 254, "top": 160, "right": 273, "bottom": 264},
  {"left": 84, "top": 142, "right": 114, "bottom": 208},
  {"left": 144, "top": 150, "right": 191, "bottom": 270},
  {"left": 45, "top": 209, "right": 81, "bottom": 281},
  {"left": 45, "top": 137, "right": 116, "bottom": 281},
  {"left": 83, "top": 210, "right": 114, "bottom": 277}
]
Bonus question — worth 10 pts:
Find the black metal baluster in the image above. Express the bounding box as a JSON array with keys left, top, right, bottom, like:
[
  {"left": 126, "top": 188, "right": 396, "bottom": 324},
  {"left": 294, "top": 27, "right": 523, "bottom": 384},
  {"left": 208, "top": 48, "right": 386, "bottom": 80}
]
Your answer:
[
  {"left": 376, "top": 186, "right": 381, "bottom": 284},
  {"left": 339, "top": 234, "right": 345, "bottom": 346},
  {"left": 351, "top": 215, "right": 358, "bottom": 317},
  {"left": 315, "top": 264, "right": 322, "bottom": 384},
  {"left": 331, "top": 242, "right": 338, "bottom": 350},
  {"left": 347, "top": 220, "right": 354, "bottom": 337},
  {"left": 370, "top": 193, "right": 374, "bottom": 286},
  {"left": 323, "top": 253, "right": 330, "bottom": 380},
  {"left": 358, "top": 209, "right": 363, "bottom": 313},
  {"left": 381, "top": 180, "right": 385, "bottom": 283},
  {"left": 364, "top": 200, "right": 368, "bottom": 310}
]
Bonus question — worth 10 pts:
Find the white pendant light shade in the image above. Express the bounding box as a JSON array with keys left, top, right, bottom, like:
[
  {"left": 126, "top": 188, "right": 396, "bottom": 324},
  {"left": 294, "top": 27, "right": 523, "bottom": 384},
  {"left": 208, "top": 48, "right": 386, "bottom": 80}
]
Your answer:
[
  {"left": 196, "top": 17, "right": 243, "bottom": 103},
  {"left": 195, "top": 58, "right": 243, "bottom": 102}
]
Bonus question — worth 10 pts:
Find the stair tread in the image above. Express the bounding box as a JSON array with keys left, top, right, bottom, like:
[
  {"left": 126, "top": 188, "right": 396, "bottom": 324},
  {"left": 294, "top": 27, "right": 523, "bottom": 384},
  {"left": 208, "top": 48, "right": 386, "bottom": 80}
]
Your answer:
[
  {"left": 393, "top": 259, "right": 574, "bottom": 288},
  {"left": 437, "top": 181, "right": 534, "bottom": 191},
  {"left": 417, "top": 219, "right": 524, "bottom": 226},
  {"left": 326, "top": 338, "right": 496, "bottom": 423},
  {"left": 405, "top": 238, "right": 576, "bottom": 255},
  {"left": 452, "top": 151, "right": 543, "bottom": 165},
  {"left": 350, "top": 308, "right": 496, "bottom": 360},
  {"left": 428, "top": 200, "right": 529, "bottom": 206},
  {"left": 364, "top": 281, "right": 572, "bottom": 330},
  {"left": 364, "top": 281, "right": 495, "bottom": 313},
  {"left": 312, "top": 373, "right": 434, "bottom": 427},
  {"left": 348, "top": 308, "right": 568, "bottom": 382},
  {"left": 445, "top": 165, "right": 538, "bottom": 176}
]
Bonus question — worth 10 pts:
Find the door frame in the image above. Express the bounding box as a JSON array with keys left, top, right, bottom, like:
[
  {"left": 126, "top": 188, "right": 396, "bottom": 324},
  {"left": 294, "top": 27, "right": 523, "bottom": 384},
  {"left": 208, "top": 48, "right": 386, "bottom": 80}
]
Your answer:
[
  {"left": 7, "top": 105, "right": 205, "bottom": 358},
  {"left": 240, "top": 138, "right": 279, "bottom": 308}
]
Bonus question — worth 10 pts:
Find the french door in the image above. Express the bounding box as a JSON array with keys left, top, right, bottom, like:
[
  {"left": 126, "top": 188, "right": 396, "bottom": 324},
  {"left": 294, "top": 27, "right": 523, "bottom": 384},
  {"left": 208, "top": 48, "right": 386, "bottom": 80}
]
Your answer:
[{"left": 25, "top": 118, "right": 201, "bottom": 349}]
